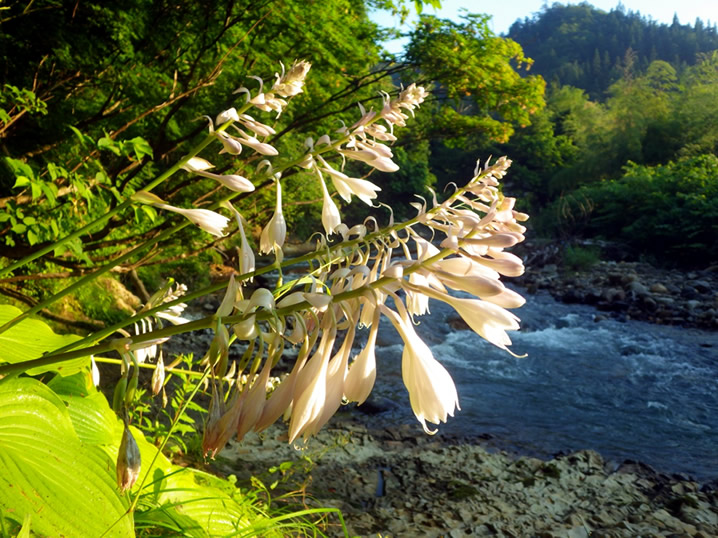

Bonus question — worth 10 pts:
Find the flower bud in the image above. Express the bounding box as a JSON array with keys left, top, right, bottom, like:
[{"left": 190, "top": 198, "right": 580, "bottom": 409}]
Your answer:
[
  {"left": 152, "top": 354, "right": 165, "bottom": 396},
  {"left": 116, "top": 425, "right": 141, "bottom": 493}
]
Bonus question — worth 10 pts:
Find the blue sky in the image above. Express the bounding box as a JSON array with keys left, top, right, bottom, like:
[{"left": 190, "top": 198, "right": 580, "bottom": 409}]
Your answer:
[{"left": 371, "top": 0, "right": 718, "bottom": 54}]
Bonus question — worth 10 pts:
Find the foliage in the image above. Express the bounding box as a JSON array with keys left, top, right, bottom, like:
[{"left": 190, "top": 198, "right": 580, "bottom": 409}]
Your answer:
[
  {"left": 545, "top": 155, "right": 718, "bottom": 264},
  {"left": 0, "top": 2, "right": 542, "bottom": 536},
  {"left": 508, "top": 2, "right": 718, "bottom": 99},
  {"left": 562, "top": 245, "right": 600, "bottom": 271},
  {"left": 0, "top": 0, "right": 544, "bottom": 326},
  {"left": 405, "top": 13, "right": 545, "bottom": 144},
  {"left": 0, "top": 311, "right": 343, "bottom": 536}
]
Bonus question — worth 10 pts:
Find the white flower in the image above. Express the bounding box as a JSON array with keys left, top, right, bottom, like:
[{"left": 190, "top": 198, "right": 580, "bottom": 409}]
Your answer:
[
  {"left": 215, "top": 131, "right": 244, "bottom": 155},
  {"left": 211, "top": 173, "right": 255, "bottom": 193},
  {"left": 272, "top": 60, "right": 311, "bottom": 97},
  {"left": 381, "top": 305, "right": 459, "bottom": 434},
  {"left": 134, "top": 189, "right": 230, "bottom": 237},
  {"left": 165, "top": 206, "right": 229, "bottom": 237},
  {"left": 215, "top": 107, "right": 240, "bottom": 125},
  {"left": 182, "top": 157, "right": 215, "bottom": 172},
  {"left": 406, "top": 272, "right": 431, "bottom": 316},
  {"left": 238, "top": 113, "right": 276, "bottom": 137},
  {"left": 237, "top": 359, "right": 272, "bottom": 441},
  {"left": 151, "top": 354, "right": 165, "bottom": 395},
  {"left": 288, "top": 332, "right": 333, "bottom": 443},
  {"left": 223, "top": 201, "right": 255, "bottom": 280},
  {"left": 344, "top": 310, "right": 379, "bottom": 405},
  {"left": 338, "top": 148, "right": 399, "bottom": 172},
  {"left": 232, "top": 128, "right": 278, "bottom": 156},
  {"left": 181, "top": 156, "right": 255, "bottom": 192},
  {"left": 260, "top": 180, "right": 286, "bottom": 254},
  {"left": 90, "top": 356, "right": 100, "bottom": 387},
  {"left": 318, "top": 172, "right": 341, "bottom": 235},
  {"left": 412, "top": 284, "right": 520, "bottom": 352},
  {"left": 318, "top": 159, "right": 381, "bottom": 205}
]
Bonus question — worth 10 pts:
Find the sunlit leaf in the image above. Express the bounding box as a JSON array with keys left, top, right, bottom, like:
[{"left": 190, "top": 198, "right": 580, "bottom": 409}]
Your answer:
[
  {"left": 0, "top": 377, "right": 132, "bottom": 536},
  {"left": 0, "top": 304, "right": 88, "bottom": 376}
]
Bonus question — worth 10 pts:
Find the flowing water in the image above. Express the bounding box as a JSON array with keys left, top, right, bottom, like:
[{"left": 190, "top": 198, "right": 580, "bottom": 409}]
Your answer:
[{"left": 365, "top": 289, "right": 718, "bottom": 481}]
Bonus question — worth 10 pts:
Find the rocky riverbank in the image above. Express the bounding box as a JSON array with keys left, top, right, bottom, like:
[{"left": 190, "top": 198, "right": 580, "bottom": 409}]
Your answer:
[
  {"left": 517, "top": 260, "right": 718, "bottom": 330},
  {"left": 218, "top": 418, "right": 718, "bottom": 537}
]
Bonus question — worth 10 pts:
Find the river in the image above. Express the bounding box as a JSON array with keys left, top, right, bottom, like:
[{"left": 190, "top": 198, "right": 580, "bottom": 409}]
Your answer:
[{"left": 363, "top": 288, "right": 718, "bottom": 482}]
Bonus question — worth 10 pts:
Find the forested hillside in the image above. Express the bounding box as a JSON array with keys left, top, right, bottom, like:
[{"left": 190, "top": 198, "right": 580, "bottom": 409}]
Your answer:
[
  {"left": 507, "top": 2, "right": 718, "bottom": 98},
  {"left": 427, "top": 3, "right": 718, "bottom": 266}
]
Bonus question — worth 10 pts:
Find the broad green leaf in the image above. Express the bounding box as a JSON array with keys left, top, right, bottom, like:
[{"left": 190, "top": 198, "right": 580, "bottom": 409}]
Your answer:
[
  {"left": 0, "top": 304, "right": 88, "bottom": 376},
  {"left": 0, "top": 377, "right": 132, "bottom": 536},
  {"left": 48, "top": 372, "right": 118, "bottom": 445},
  {"left": 105, "top": 424, "right": 256, "bottom": 537}
]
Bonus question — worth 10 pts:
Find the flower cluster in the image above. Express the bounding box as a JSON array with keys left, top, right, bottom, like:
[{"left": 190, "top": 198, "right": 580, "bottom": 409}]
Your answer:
[
  {"left": 200, "top": 157, "right": 527, "bottom": 457},
  {"left": 123, "top": 61, "right": 528, "bottom": 463}
]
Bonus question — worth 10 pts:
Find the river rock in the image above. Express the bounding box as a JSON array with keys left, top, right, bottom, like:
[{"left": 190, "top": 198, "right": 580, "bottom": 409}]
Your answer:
[
  {"left": 214, "top": 419, "right": 718, "bottom": 537},
  {"left": 691, "top": 280, "right": 713, "bottom": 294},
  {"left": 629, "top": 280, "right": 651, "bottom": 297},
  {"left": 518, "top": 260, "right": 718, "bottom": 330},
  {"left": 602, "top": 287, "right": 625, "bottom": 302},
  {"left": 650, "top": 283, "right": 669, "bottom": 294}
]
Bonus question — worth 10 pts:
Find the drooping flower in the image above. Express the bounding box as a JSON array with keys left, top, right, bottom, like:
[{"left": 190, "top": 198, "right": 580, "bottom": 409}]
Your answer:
[
  {"left": 202, "top": 382, "right": 244, "bottom": 459},
  {"left": 181, "top": 156, "right": 255, "bottom": 192},
  {"left": 151, "top": 353, "right": 165, "bottom": 396},
  {"left": 287, "top": 328, "right": 336, "bottom": 442},
  {"left": 344, "top": 309, "right": 380, "bottom": 405},
  {"left": 260, "top": 180, "right": 286, "bottom": 254},
  {"left": 132, "top": 190, "right": 230, "bottom": 237},
  {"left": 409, "top": 283, "right": 521, "bottom": 352},
  {"left": 223, "top": 201, "right": 255, "bottom": 280},
  {"left": 163, "top": 206, "right": 229, "bottom": 237},
  {"left": 381, "top": 304, "right": 460, "bottom": 434},
  {"left": 236, "top": 358, "right": 273, "bottom": 441},
  {"left": 254, "top": 342, "right": 310, "bottom": 433},
  {"left": 90, "top": 356, "right": 100, "bottom": 387},
  {"left": 305, "top": 324, "right": 356, "bottom": 438},
  {"left": 318, "top": 158, "right": 381, "bottom": 205},
  {"left": 318, "top": 170, "right": 341, "bottom": 235}
]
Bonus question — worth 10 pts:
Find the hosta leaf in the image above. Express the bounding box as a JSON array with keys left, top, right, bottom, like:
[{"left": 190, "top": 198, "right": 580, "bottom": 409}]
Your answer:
[
  {"left": 0, "top": 377, "right": 132, "bottom": 536},
  {"left": 48, "top": 372, "right": 118, "bottom": 445},
  {"left": 0, "top": 304, "right": 88, "bottom": 376},
  {"left": 119, "top": 429, "right": 255, "bottom": 536}
]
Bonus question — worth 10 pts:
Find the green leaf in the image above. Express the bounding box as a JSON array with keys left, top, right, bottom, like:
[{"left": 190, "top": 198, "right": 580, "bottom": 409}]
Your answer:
[
  {"left": 0, "top": 377, "right": 132, "bottom": 536},
  {"left": 130, "top": 136, "right": 153, "bottom": 160},
  {"left": 48, "top": 372, "right": 118, "bottom": 445},
  {"left": 115, "top": 426, "right": 257, "bottom": 537},
  {"left": 12, "top": 176, "right": 30, "bottom": 188},
  {"left": 98, "top": 136, "right": 122, "bottom": 155},
  {"left": 0, "top": 304, "right": 88, "bottom": 376}
]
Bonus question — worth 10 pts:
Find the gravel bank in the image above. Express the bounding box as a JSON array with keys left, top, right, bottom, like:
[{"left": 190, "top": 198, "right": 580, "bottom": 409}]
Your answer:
[{"left": 217, "top": 418, "right": 718, "bottom": 537}]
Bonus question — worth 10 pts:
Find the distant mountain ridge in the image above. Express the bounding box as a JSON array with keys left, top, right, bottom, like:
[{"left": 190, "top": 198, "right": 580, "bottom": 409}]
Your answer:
[{"left": 507, "top": 2, "right": 718, "bottom": 98}]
